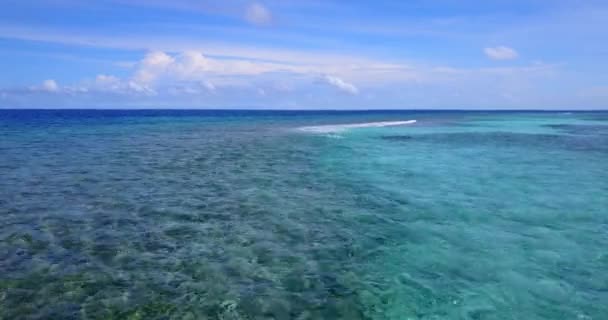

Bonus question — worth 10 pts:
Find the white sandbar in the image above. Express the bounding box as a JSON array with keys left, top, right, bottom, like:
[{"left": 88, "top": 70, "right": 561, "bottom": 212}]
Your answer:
[{"left": 298, "top": 120, "right": 417, "bottom": 133}]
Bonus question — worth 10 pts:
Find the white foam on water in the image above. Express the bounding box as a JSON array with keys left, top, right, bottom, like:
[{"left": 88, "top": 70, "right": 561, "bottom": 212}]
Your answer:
[{"left": 297, "top": 120, "right": 417, "bottom": 133}]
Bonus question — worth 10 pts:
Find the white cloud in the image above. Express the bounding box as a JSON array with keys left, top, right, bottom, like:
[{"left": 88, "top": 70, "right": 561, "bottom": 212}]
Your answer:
[
  {"left": 142, "top": 50, "right": 175, "bottom": 67},
  {"left": 90, "top": 74, "right": 156, "bottom": 95},
  {"left": 126, "top": 81, "right": 156, "bottom": 95},
  {"left": 41, "top": 79, "right": 59, "bottom": 92},
  {"left": 134, "top": 51, "right": 175, "bottom": 83},
  {"left": 0, "top": 50, "right": 565, "bottom": 110},
  {"left": 167, "top": 81, "right": 216, "bottom": 96},
  {"left": 125, "top": 50, "right": 426, "bottom": 89},
  {"left": 25, "top": 80, "right": 94, "bottom": 95},
  {"left": 484, "top": 46, "right": 519, "bottom": 60},
  {"left": 129, "top": 50, "right": 316, "bottom": 88},
  {"left": 26, "top": 79, "right": 61, "bottom": 93},
  {"left": 323, "top": 75, "right": 359, "bottom": 95},
  {"left": 95, "top": 74, "right": 121, "bottom": 89},
  {"left": 245, "top": 3, "right": 272, "bottom": 26}
]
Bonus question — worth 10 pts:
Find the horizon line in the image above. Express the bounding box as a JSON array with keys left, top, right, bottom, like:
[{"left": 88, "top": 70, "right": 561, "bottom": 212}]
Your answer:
[{"left": 1, "top": 108, "right": 607, "bottom": 112}]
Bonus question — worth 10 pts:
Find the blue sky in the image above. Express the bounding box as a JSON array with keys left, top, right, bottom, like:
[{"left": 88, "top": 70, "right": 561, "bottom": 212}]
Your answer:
[{"left": 0, "top": 0, "right": 607, "bottom": 109}]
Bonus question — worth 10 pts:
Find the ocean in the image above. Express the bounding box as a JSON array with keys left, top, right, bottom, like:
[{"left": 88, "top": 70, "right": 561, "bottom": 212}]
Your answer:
[{"left": 1, "top": 110, "right": 607, "bottom": 319}]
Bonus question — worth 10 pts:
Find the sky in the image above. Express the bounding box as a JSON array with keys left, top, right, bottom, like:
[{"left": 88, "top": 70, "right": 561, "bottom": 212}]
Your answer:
[{"left": 0, "top": 0, "right": 607, "bottom": 109}]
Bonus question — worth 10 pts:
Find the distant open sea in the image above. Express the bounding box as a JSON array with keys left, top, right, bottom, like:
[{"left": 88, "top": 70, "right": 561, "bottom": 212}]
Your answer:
[{"left": 1, "top": 109, "right": 607, "bottom": 319}]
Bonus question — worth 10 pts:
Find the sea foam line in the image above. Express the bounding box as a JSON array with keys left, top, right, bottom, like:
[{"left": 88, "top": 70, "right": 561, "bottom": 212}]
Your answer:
[{"left": 297, "top": 120, "right": 417, "bottom": 133}]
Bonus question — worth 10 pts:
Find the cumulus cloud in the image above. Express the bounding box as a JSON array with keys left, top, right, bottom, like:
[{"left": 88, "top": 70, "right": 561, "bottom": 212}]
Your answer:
[
  {"left": 95, "top": 74, "right": 121, "bottom": 89},
  {"left": 100, "top": 51, "right": 419, "bottom": 94},
  {"left": 23, "top": 79, "right": 92, "bottom": 95},
  {"left": 2, "top": 49, "right": 566, "bottom": 109},
  {"left": 245, "top": 3, "right": 272, "bottom": 26},
  {"left": 41, "top": 79, "right": 59, "bottom": 92},
  {"left": 484, "top": 46, "right": 519, "bottom": 60},
  {"left": 323, "top": 75, "right": 359, "bottom": 94},
  {"left": 25, "top": 79, "right": 62, "bottom": 93},
  {"left": 131, "top": 50, "right": 305, "bottom": 86},
  {"left": 134, "top": 51, "right": 175, "bottom": 83},
  {"left": 90, "top": 74, "right": 156, "bottom": 95}
]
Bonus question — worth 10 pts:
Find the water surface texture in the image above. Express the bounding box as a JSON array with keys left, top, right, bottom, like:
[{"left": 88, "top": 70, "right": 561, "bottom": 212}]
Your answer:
[{"left": 1, "top": 110, "right": 607, "bottom": 319}]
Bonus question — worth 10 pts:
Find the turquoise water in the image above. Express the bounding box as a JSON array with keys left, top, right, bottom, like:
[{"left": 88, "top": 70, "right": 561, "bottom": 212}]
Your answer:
[{"left": 0, "top": 110, "right": 607, "bottom": 319}]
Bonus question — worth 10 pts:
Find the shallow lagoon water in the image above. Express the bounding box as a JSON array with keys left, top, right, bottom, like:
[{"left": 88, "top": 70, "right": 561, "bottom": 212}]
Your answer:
[{"left": 0, "top": 110, "right": 607, "bottom": 319}]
